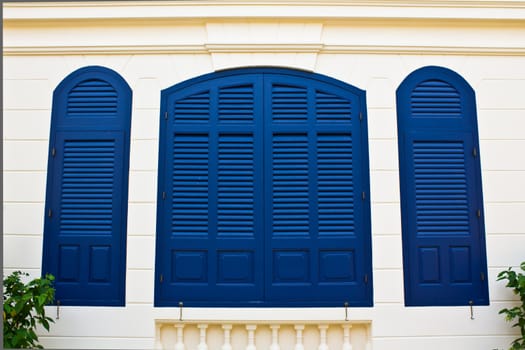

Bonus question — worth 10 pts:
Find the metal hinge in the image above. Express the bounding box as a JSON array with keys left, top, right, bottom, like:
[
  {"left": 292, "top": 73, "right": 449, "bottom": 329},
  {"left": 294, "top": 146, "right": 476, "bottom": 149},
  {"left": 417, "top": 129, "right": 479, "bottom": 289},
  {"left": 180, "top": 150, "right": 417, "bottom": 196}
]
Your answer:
[
  {"left": 162, "top": 191, "right": 166, "bottom": 200},
  {"left": 362, "top": 192, "right": 366, "bottom": 200},
  {"left": 480, "top": 272, "right": 485, "bottom": 281},
  {"left": 51, "top": 147, "right": 56, "bottom": 157},
  {"left": 48, "top": 209, "right": 52, "bottom": 218},
  {"left": 476, "top": 209, "right": 481, "bottom": 218},
  {"left": 472, "top": 147, "right": 478, "bottom": 157},
  {"left": 359, "top": 111, "right": 363, "bottom": 121},
  {"left": 364, "top": 274, "right": 368, "bottom": 284},
  {"left": 164, "top": 111, "right": 168, "bottom": 120},
  {"left": 159, "top": 274, "right": 164, "bottom": 283}
]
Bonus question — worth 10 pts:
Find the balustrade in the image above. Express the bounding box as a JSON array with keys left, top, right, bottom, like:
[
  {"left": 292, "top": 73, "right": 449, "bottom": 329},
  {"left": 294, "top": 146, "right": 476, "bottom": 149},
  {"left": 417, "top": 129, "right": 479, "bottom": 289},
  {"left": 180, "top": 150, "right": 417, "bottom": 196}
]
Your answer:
[{"left": 156, "top": 320, "right": 371, "bottom": 350}]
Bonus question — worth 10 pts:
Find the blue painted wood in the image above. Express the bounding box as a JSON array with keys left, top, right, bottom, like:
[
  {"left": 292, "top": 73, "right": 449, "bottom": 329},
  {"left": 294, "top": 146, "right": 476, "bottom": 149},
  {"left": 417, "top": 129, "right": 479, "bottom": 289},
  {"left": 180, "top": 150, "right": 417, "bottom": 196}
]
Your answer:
[
  {"left": 155, "top": 67, "right": 372, "bottom": 307},
  {"left": 42, "top": 66, "right": 132, "bottom": 306},
  {"left": 397, "top": 66, "right": 489, "bottom": 306}
]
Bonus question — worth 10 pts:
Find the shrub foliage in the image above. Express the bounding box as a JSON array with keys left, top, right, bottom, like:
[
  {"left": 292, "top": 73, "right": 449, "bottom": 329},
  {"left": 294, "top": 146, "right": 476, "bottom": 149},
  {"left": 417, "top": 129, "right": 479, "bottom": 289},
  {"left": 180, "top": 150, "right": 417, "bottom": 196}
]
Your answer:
[
  {"left": 498, "top": 262, "right": 525, "bottom": 350},
  {"left": 3, "top": 271, "right": 55, "bottom": 349}
]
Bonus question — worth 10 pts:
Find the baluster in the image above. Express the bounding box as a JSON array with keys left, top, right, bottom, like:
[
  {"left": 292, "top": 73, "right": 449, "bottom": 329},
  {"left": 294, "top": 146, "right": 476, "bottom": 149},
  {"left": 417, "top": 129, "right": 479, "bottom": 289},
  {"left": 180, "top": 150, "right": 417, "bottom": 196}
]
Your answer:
[
  {"left": 222, "top": 324, "right": 233, "bottom": 350},
  {"left": 246, "top": 324, "right": 257, "bottom": 350},
  {"left": 154, "top": 324, "right": 162, "bottom": 350},
  {"left": 269, "top": 324, "right": 280, "bottom": 350},
  {"left": 174, "top": 324, "right": 185, "bottom": 350},
  {"left": 197, "top": 324, "right": 208, "bottom": 350},
  {"left": 318, "top": 324, "right": 329, "bottom": 350},
  {"left": 294, "top": 324, "right": 305, "bottom": 350},
  {"left": 341, "top": 324, "right": 352, "bottom": 350},
  {"left": 365, "top": 326, "right": 371, "bottom": 350}
]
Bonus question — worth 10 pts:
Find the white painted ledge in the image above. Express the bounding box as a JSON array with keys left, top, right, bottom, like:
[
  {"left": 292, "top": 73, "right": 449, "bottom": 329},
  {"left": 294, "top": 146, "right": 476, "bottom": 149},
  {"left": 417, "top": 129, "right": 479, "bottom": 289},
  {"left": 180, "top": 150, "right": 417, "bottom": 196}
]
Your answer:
[{"left": 4, "top": 1, "right": 525, "bottom": 21}]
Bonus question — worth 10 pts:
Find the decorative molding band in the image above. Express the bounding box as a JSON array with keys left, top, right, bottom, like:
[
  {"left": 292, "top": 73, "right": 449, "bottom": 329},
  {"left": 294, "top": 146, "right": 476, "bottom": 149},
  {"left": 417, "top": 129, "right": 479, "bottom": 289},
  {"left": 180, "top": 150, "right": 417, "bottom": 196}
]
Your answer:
[
  {"left": 4, "top": 44, "right": 525, "bottom": 57},
  {"left": 4, "top": 1, "right": 525, "bottom": 22},
  {"left": 205, "top": 44, "right": 324, "bottom": 53}
]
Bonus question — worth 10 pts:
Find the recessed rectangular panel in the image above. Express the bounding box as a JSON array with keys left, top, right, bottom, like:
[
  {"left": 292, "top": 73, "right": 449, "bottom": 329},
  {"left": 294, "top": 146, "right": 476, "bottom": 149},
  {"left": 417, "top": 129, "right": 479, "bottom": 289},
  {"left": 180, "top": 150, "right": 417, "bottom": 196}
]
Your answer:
[
  {"left": 450, "top": 246, "right": 471, "bottom": 283},
  {"left": 172, "top": 250, "right": 208, "bottom": 283},
  {"left": 58, "top": 245, "right": 80, "bottom": 282},
  {"left": 217, "top": 251, "right": 254, "bottom": 283},
  {"left": 419, "top": 247, "right": 440, "bottom": 284},
  {"left": 89, "top": 245, "right": 111, "bottom": 282},
  {"left": 319, "top": 250, "right": 355, "bottom": 282},
  {"left": 273, "top": 250, "right": 310, "bottom": 283}
]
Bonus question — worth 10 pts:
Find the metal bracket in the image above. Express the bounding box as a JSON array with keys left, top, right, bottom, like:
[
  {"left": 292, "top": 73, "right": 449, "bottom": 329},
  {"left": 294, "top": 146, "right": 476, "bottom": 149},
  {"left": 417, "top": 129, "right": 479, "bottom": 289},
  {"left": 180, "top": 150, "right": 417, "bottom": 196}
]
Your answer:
[
  {"left": 179, "top": 301, "right": 184, "bottom": 321},
  {"left": 469, "top": 300, "right": 474, "bottom": 320},
  {"left": 344, "top": 301, "right": 349, "bottom": 321},
  {"left": 56, "top": 300, "right": 60, "bottom": 320}
]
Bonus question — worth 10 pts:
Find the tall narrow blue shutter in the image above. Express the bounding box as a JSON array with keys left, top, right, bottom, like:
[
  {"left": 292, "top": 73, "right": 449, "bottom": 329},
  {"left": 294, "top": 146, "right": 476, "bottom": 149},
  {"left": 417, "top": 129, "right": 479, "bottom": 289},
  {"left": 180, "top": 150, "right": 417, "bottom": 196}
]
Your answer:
[
  {"left": 396, "top": 66, "right": 489, "bottom": 306},
  {"left": 155, "top": 68, "right": 372, "bottom": 307},
  {"left": 42, "top": 66, "right": 132, "bottom": 306}
]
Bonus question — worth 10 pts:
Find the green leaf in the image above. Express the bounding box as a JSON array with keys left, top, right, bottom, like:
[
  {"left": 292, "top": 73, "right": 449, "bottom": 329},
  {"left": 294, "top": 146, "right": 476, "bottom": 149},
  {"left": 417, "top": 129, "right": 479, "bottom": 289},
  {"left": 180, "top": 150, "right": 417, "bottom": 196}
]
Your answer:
[{"left": 2, "top": 270, "right": 56, "bottom": 348}]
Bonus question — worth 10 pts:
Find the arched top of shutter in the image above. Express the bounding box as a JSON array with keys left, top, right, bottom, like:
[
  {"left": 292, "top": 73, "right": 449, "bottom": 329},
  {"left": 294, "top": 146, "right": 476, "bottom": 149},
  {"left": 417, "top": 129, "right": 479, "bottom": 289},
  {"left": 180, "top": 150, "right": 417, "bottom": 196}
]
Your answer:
[
  {"left": 162, "top": 67, "right": 365, "bottom": 105},
  {"left": 52, "top": 66, "right": 132, "bottom": 131},
  {"left": 397, "top": 66, "right": 477, "bottom": 132}
]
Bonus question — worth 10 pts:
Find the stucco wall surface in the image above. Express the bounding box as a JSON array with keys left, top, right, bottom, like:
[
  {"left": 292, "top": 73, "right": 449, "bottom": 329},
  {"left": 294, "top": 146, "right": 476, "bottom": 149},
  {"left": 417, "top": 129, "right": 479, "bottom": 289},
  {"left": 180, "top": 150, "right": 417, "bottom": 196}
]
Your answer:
[{"left": 3, "top": 1, "right": 525, "bottom": 349}]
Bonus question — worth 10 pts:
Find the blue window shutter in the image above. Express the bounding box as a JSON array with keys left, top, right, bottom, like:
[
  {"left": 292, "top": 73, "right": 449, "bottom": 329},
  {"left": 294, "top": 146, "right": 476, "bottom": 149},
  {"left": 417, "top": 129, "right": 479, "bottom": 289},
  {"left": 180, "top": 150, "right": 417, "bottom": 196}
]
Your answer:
[
  {"left": 156, "top": 74, "right": 265, "bottom": 306},
  {"left": 264, "top": 74, "right": 372, "bottom": 306},
  {"left": 396, "top": 66, "right": 489, "bottom": 306},
  {"left": 42, "top": 66, "right": 132, "bottom": 306},
  {"left": 155, "top": 68, "right": 372, "bottom": 307}
]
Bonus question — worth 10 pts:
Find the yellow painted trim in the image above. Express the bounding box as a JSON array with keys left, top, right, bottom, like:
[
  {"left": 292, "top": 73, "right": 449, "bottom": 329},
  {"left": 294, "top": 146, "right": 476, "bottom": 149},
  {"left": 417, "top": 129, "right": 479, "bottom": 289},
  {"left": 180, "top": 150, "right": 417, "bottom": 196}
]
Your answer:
[{"left": 5, "top": 43, "right": 525, "bottom": 56}]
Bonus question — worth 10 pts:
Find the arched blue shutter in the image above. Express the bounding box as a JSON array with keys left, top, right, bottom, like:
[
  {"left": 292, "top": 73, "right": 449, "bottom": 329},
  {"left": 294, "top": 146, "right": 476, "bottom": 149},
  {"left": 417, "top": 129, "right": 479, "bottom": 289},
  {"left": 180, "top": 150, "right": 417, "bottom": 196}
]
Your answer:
[
  {"left": 396, "top": 66, "right": 489, "bottom": 306},
  {"left": 155, "top": 68, "right": 372, "bottom": 307},
  {"left": 42, "top": 66, "right": 132, "bottom": 306},
  {"left": 263, "top": 74, "right": 372, "bottom": 306},
  {"left": 155, "top": 74, "right": 265, "bottom": 305}
]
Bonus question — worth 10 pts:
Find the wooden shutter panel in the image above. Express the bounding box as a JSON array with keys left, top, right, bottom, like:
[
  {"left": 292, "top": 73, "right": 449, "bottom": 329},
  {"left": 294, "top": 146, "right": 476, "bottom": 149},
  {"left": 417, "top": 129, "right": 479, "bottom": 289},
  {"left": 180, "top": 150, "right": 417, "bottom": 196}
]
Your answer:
[
  {"left": 264, "top": 74, "right": 372, "bottom": 306},
  {"left": 43, "top": 66, "right": 132, "bottom": 306},
  {"left": 156, "top": 75, "right": 264, "bottom": 306},
  {"left": 397, "top": 66, "right": 489, "bottom": 306}
]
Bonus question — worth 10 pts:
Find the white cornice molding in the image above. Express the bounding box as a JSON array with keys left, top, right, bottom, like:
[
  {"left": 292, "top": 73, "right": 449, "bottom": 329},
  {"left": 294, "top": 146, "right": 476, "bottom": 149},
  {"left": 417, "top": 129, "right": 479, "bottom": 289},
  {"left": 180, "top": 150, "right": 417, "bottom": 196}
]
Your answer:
[
  {"left": 4, "top": 1, "right": 525, "bottom": 21},
  {"left": 4, "top": 43, "right": 525, "bottom": 56}
]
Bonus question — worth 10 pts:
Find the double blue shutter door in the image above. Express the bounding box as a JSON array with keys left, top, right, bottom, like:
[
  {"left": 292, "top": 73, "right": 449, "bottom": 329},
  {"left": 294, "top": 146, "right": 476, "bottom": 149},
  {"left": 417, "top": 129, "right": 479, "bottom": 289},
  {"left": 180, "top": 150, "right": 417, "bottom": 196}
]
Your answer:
[
  {"left": 155, "top": 68, "right": 373, "bottom": 306},
  {"left": 42, "top": 66, "right": 132, "bottom": 306},
  {"left": 397, "top": 66, "right": 489, "bottom": 306}
]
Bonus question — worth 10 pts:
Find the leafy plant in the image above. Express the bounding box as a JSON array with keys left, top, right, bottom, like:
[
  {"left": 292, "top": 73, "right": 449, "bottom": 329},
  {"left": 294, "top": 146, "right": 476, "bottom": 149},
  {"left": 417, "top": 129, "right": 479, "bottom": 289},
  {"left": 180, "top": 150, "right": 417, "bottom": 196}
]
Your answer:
[
  {"left": 3, "top": 271, "right": 55, "bottom": 349},
  {"left": 498, "top": 261, "right": 525, "bottom": 350}
]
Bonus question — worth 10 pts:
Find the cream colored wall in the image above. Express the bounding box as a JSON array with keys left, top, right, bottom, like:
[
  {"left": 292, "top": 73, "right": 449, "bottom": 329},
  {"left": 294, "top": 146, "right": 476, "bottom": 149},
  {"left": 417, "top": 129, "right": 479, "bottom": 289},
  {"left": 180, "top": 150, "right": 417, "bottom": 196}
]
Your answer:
[{"left": 3, "top": 1, "right": 525, "bottom": 349}]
